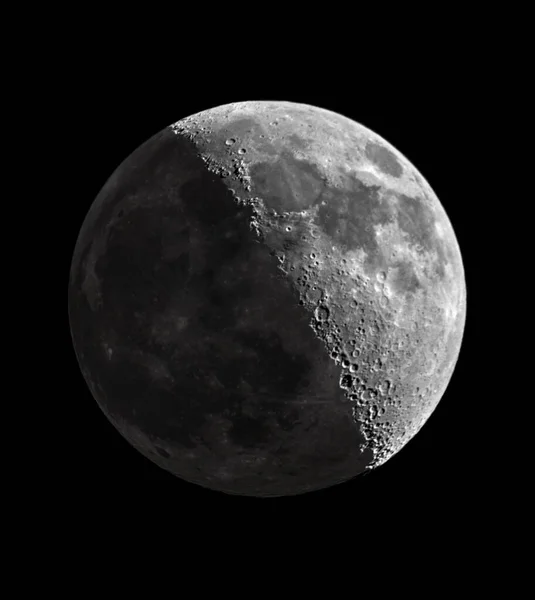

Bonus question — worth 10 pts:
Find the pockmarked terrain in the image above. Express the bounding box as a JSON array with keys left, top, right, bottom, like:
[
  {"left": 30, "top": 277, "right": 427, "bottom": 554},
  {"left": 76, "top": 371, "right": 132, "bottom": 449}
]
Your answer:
[{"left": 69, "top": 101, "right": 466, "bottom": 496}]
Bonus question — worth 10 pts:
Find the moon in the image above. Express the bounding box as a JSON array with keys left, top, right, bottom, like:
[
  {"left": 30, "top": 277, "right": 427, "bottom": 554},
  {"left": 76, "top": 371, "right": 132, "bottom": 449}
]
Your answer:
[{"left": 68, "top": 101, "right": 466, "bottom": 497}]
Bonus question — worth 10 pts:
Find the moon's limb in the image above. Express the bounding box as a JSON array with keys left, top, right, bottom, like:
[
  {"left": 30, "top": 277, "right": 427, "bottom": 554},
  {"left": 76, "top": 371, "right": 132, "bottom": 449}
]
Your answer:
[{"left": 69, "top": 101, "right": 466, "bottom": 495}]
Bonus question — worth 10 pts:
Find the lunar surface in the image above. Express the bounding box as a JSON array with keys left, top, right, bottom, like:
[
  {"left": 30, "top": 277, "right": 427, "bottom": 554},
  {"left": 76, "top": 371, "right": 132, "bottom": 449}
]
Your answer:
[{"left": 68, "top": 101, "right": 466, "bottom": 496}]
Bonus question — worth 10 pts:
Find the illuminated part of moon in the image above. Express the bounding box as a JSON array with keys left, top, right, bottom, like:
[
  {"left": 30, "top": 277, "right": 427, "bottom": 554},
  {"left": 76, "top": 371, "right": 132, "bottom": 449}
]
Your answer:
[{"left": 69, "top": 101, "right": 466, "bottom": 496}]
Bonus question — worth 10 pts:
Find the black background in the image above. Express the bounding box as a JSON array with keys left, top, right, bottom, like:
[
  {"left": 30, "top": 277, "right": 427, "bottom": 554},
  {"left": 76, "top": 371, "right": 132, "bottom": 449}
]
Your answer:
[{"left": 63, "top": 66, "right": 485, "bottom": 535}]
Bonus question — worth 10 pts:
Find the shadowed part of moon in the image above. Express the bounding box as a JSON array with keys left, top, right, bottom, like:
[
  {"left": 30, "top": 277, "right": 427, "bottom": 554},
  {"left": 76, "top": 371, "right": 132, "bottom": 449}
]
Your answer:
[{"left": 69, "top": 128, "right": 372, "bottom": 497}]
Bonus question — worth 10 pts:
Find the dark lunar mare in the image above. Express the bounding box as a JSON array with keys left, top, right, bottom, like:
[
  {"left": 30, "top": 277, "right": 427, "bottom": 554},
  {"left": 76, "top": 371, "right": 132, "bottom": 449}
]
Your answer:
[{"left": 69, "top": 129, "right": 370, "bottom": 496}]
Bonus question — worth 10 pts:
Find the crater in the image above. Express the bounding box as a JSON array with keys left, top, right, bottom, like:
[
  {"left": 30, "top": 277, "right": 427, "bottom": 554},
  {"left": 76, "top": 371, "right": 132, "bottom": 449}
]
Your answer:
[
  {"left": 365, "top": 141, "right": 403, "bottom": 178},
  {"left": 155, "top": 446, "right": 171, "bottom": 458}
]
